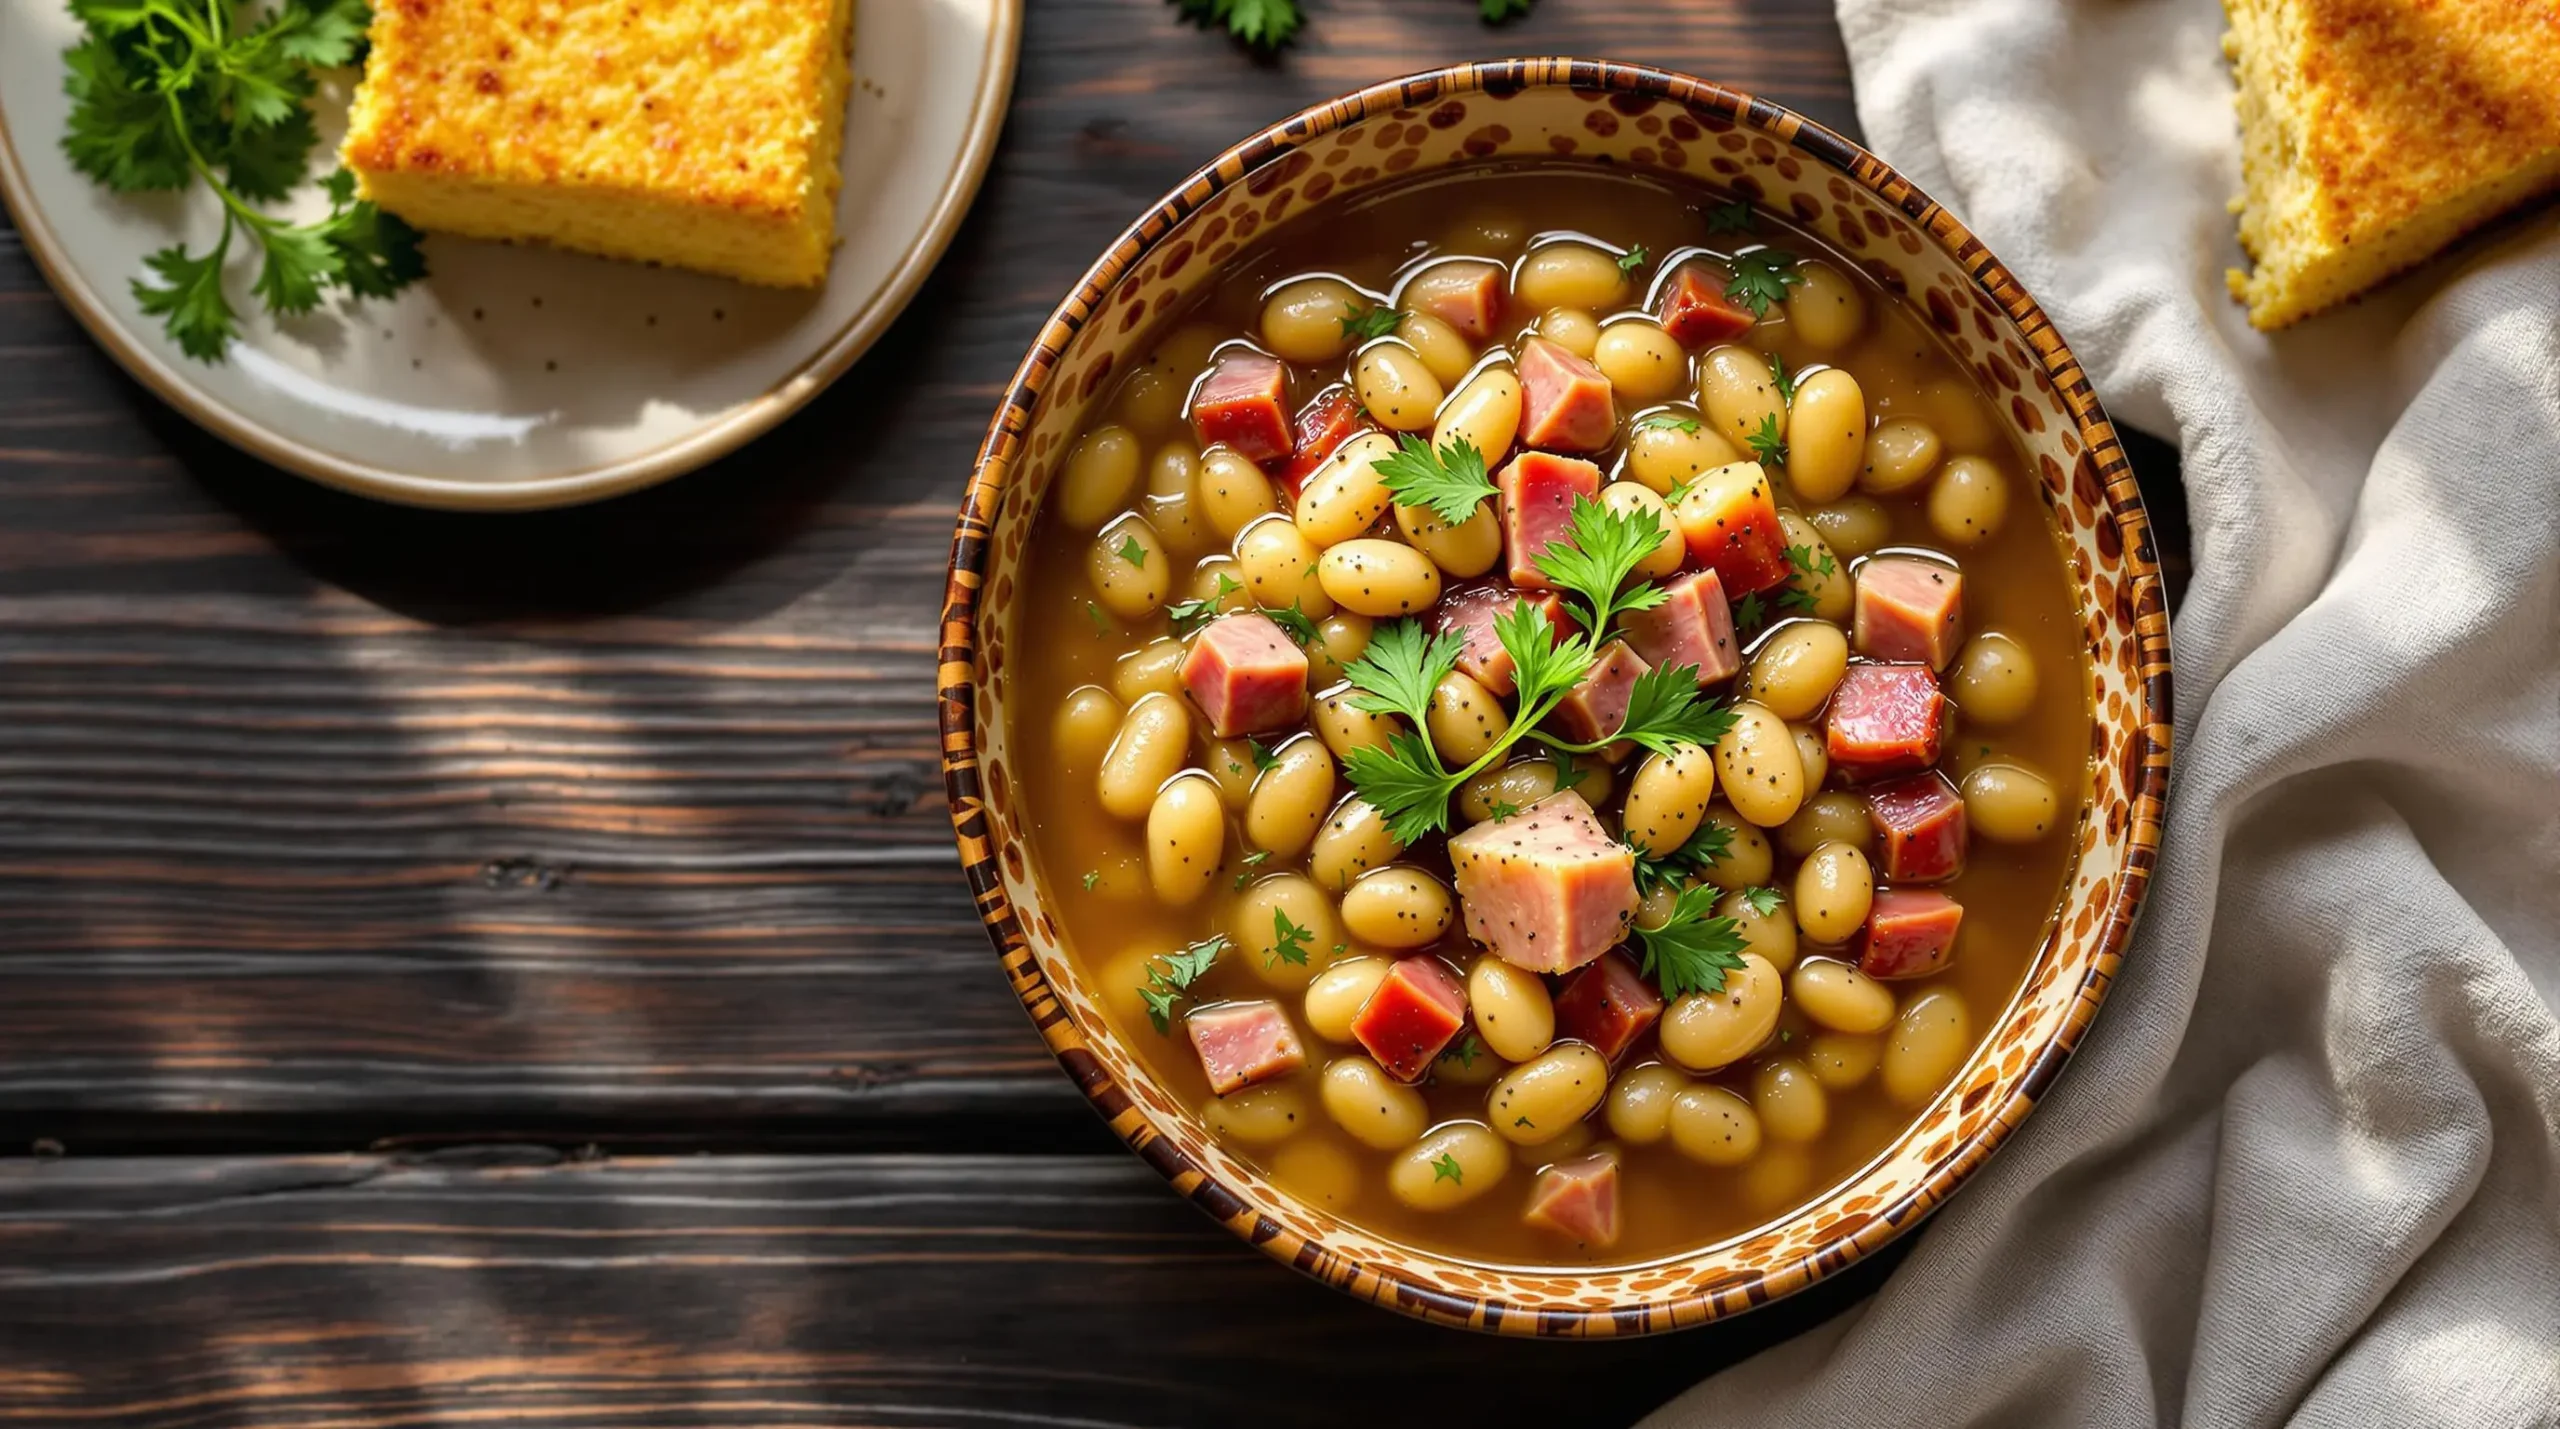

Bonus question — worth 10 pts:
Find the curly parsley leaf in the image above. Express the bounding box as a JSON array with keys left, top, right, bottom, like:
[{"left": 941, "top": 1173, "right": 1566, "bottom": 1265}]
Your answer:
[
  {"left": 1171, "top": 0, "right": 1303, "bottom": 48},
  {"left": 1373, "top": 433, "right": 1499, "bottom": 526},
  {"left": 1137, "top": 935, "right": 1228, "bottom": 1034},
  {"left": 1725, "top": 248, "right": 1805, "bottom": 318},
  {"left": 1531, "top": 495, "right": 1674, "bottom": 641},
  {"left": 1706, "top": 198, "right": 1757, "bottom": 235},
  {"left": 1746, "top": 412, "right": 1788, "bottom": 468},
  {"left": 1634, "top": 883, "right": 1751, "bottom": 999}
]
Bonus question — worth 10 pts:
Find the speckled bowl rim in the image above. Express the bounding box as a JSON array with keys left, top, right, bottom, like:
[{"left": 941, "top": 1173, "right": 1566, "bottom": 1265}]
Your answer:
[{"left": 939, "top": 58, "right": 2171, "bottom": 1335}]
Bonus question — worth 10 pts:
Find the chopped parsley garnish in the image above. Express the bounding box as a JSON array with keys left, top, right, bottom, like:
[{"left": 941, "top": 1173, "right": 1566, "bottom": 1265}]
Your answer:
[
  {"left": 1232, "top": 849, "right": 1272, "bottom": 892},
  {"left": 1261, "top": 603, "right": 1321, "bottom": 646},
  {"left": 1266, "top": 910, "right": 1314, "bottom": 969},
  {"left": 1136, "top": 935, "right": 1226, "bottom": 1034},
  {"left": 1486, "top": 798, "right": 1522, "bottom": 822},
  {"left": 1776, "top": 543, "right": 1833, "bottom": 614},
  {"left": 1738, "top": 884, "right": 1785, "bottom": 917},
  {"left": 1706, "top": 198, "right": 1758, "bottom": 235},
  {"left": 1633, "top": 883, "right": 1751, "bottom": 998},
  {"left": 1373, "top": 433, "right": 1498, "bottom": 526},
  {"left": 1616, "top": 244, "right": 1649, "bottom": 274},
  {"left": 1769, "top": 353, "right": 1800, "bottom": 405},
  {"left": 1631, "top": 818, "right": 1737, "bottom": 893},
  {"left": 1731, "top": 590, "right": 1769, "bottom": 637},
  {"left": 1115, "top": 534, "right": 1149, "bottom": 568},
  {"left": 1431, "top": 1151, "right": 1466, "bottom": 1185},
  {"left": 1339, "top": 303, "right": 1402, "bottom": 341},
  {"left": 1636, "top": 412, "right": 1704, "bottom": 435},
  {"left": 1081, "top": 870, "right": 1101, "bottom": 891},
  {"left": 1449, "top": 1033, "right": 1485, "bottom": 1069},
  {"left": 1084, "top": 602, "right": 1111, "bottom": 636},
  {"left": 1170, "top": 0, "right": 1302, "bottom": 48},
  {"left": 1725, "top": 248, "right": 1806, "bottom": 318},
  {"left": 1165, "top": 574, "right": 1243, "bottom": 636},
  {"left": 1530, "top": 494, "right": 1674, "bottom": 640},
  {"left": 1746, "top": 412, "right": 1789, "bottom": 468},
  {"left": 1247, "top": 738, "right": 1282, "bottom": 772},
  {"left": 1514, "top": 1115, "right": 1535, "bottom": 1128}
]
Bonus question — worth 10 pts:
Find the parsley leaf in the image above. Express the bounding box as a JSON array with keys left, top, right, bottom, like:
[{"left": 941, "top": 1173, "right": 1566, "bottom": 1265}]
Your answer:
[
  {"left": 1261, "top": 603, "right": 1320, "bottom": 646},
  {"left": 1115, "top": 534, "right": 1149, "bottom": 568},
  {"left": 1739, "top": 885, "right": 1785, "bottom": 917},
  {"left": 1746, "top": 412, "right": 1789, "bottom": 468},
  {"left": 1725, "top": 248, "right": 1806, "bottom": 318},
  {"left": 1636, "top": 412, "right": 1704, "bottom": 435},
  {"left": 1431, "top": 1151, "right": 1466, "bottom": 1185},
  {"left": 1085, "top": 601, "right": 1111, "bottom": 636},
  {"left": 1769, "top": 353, "right": 1800, "bottom": 405},
  {"left": 1706, "top": 198, "right": 1757, "bottom": 235},
  {"left": 1573, "top": 664, "right": 1737, "bottom": 759},
  {"left": 61, "top": 38, "right": 191, "bottom": 191},
  {"left": 1268, "top": 909, "right": 1314, "bottom": 968},
  {"left": 1480, "top": 0, "right": 1535, "bottom": 19},
  {"left": 1775, "top": 543, "right": 1830, "bottom": 614},
  {"left": 1247, "top": 738, "right": 1282, "bottom": 772},
  {"left": 132, "top": 238, "right": 238, "bottom": 363},
  {"left": 1530, "top": 495, "right": 1674, "bottom": 641},
  {"left": 1232, "top": 849, "right": 1273, "bottom": 891},
  {"left": 1171, "top": 0, "right": 1303, "bottom": 48},
  {"left": 1631, "top": 818, "right": 1737, "bottom": 894},
  {"left": 1341, "top": 618, "right": 1464, "bottom": 727},
  {"left": 1340, "top": 303, "right": 1401, "bottom": 341},
  {"left": 1731, "top": 590, "right": 1768, "bottom": 638},
  {"left": 1081, "top": 870, "right": 1101, "bottom": 891},
  {"left": 1373, "top": 433, "right": 1499, "bottom": 526},
  {"left": 1634, "top": 883, "right": 1751, "bottom": 999},
  {"left": 1341, "top": 731, "right": 1468, "bottom": 848},
  {"left": 1486, "top": 798, "right": 1522, "bottom": 822},
  {"left": 1449, "top": 1033, "right": 1485, "bottom": 1069},
  {"left": 1137, "top": 935, "right": 1227, "bottom": 1034},
  {"left": 1166, "top": 574, "right": 1244, "bottom": 637},
  {"left": 1617, "top": 244, "right": 1649, "bottom": 274}
]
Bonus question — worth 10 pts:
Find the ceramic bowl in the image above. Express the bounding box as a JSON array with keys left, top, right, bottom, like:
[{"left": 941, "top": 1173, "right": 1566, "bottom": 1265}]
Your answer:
[{"left": 939, "top": 58, "right": 2171, "bottom": 1334}]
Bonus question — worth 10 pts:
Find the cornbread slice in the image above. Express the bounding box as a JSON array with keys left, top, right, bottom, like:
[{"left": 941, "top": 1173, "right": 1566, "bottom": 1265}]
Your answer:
[
  {"left": 2222, "top": 0, "right": 2560, "bottom": 329},
  {"left": 342, "top": 0, "right": 855, "bottom": 288}
]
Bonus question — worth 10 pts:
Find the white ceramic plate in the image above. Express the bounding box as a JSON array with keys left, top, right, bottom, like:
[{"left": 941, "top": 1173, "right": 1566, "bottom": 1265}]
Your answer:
[{"left": 0, "top": 0, "right": 1020, "bottom": 510}]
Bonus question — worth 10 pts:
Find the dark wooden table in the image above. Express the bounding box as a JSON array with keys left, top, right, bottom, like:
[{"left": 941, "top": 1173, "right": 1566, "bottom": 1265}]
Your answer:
[{"left": 0, "top": 3, "right": 2187, "bottom": 1423}]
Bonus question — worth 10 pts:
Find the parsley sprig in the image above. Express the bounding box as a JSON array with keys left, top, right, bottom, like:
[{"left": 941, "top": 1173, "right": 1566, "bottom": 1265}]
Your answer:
[
  {"left": 1706, "top": 199, "right": 1757, "bottom": 235},
  {"left": 1175, "top": 0, "right": 1533, "bottom": 49},
  {"left": 1137, "top": 935, "right": 1227, "bottom": 1034},
  {"left": 1373, "top": 434, "right": 1499, "bottom": 526},
  {"left": 1531, "top": 495, "right": 1672, "bottom": 640},
  {"left": 1616, "top": 244, "right": 1649, "bottom": 274},
  {"left": 1724, "top": 249, "right": 1805, "bottom": 319},
  {"left": 1746, "top": 412, "right": 1789, "bottom": 468},
  {"left": 61, "top": 0, "right": 427, "bottom": 361},
  {"left": 1776, "top": 543, "right": 1836, "bottom": 616},
  {"left": 1631, "top": 818, "right": 1736, "bottom": 894},
  {"left": 1633, "top": 884, "right": 1750, "bottom": 998},
  {"left": 1166, "top": 574, "right": 1243, "bottom": 636},
  {"left": 1340, "top": 303, "right": 1401, "bottom": 341},
  {"left": 1266, "top": 909, "right": 1314, "bottom": 969}
]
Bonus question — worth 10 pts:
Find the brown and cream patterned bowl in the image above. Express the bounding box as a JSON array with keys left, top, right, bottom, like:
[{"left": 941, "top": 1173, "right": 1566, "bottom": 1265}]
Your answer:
[{"left": 938, "top": 58, "right": 2171, "bottom": 1334}]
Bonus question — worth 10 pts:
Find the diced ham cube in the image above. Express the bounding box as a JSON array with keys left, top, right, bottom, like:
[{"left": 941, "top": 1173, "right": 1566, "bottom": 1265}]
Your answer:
[
  {"left": 1524, "top": 1151, "right": 1622, "bottom": 1248},
  {"left": 1409, "top": 259, "right": 1505, "bottom": 340},
  {"left": 1187, "top": 999, "right": 1306, "bottom": 1095},
  {"left": 1496, "top": 451, "right": 1604, "bottom": 589},
  {"left": 1447, "top": 790, "right": 1640, "bottom": 974},
  {"left": 1619, "top": 568, "right": 1739, "bottom": 686},
  {"left": 1552, "top": 952, "right": 1665, "bottom": 1063},
  {"left": 1349, "top": 957, "right": 1469, "bottom": 1082},
  {"left": 1190, "top": 350, "right": 1292, "bottom": 464},
  {"left": 1276, "top": 386, "right": 1372, "bottom": 498},
  {"left": 1549, "top": 640, "right": 1652, "bottom": 746},
  {"left": 1516, "top": 337, "right": 1617, "bottom": 453},
  {"left": 1867, "top": 772, "right": 1967, "bottom": 884},
  {"left": 1656, "top": 263, "right": 1756, "bottom": 347},
  {"left": 1431, "top": 582, "right": 1571, "bottom": 698},
  {"left": 1672, "top": 461, "right": 1792, "bottom": 594},
  {"left": 1826, "top": 663, "right": 1949, "bottom": 780},
  {"left": 1180, "top": 612, "right": 1310, "bottom": 737},
  {"left": 1858, "top": 889, "right": 1964, "bottom": 980},
  {"left": 1854, "top": 557, "right": 1965, "bottom": 669}
]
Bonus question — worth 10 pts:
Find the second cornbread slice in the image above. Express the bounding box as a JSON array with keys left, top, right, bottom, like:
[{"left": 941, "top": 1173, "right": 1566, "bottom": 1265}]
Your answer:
[{"left": 342, "top": 0, "right": 855, "bottom": 288}]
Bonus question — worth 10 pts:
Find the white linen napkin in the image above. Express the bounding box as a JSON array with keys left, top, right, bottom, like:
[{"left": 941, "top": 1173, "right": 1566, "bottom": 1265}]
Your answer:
[{"left": 1646, "top": 1, "right": 2560, "bottom": 1423}]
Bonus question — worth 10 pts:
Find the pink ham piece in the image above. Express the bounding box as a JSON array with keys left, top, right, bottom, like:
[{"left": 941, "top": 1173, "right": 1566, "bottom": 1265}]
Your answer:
[
  {"left": 1409, "top": 259, "right": 1505, "bottom": 340},
  {"left": 1431, "top": 582, "right": 1573, "bottom": 698},
  {"left": 1826, "top": 663, "right": 1949, "bottom": 781},
  {"left": 1656, "top": 263, "right": 1756, "bottom": 347},
  {"left": 1496, "top": 451, "right": 1604, "bottom": 589},
  {"left": 1672, "top": 461, "right": 1792, "bottom": 594},
  {"left": 1619, "top": 568, "right": 1740, "bottom": 686},
  {"left": 1276, "top": 386, "right": 1370, "bottom": 499},
  {"left": 1524, "top": 1151, "right": 1622, "bottom": 1248},
  {"left": 1446, "top": 790, "right": 1640, "bottom": 974},
  {"left": 1552, "top": 951, "right": 1665, "bottom": 1063},
  {"left": 1349, "top": 958, "right": 1469, "bottom": 1083},
  {"left": 1853, "top": 556, "right": 1965, "bottom": 670},
  {"left": 1858, "top": 889, "right": 1964, "bottom": 980},
  {"left": 1180, "top": 613, "right": 1309, "bottom": 737},
  {"left": 1516, "top": 336, "right": 1617, "bottom": 453},
  {"left": 1549, "top": 640, "right": 1652, "bottom": 746},
  {"left": 1189, "top": 350, "right": 1292, "bottom": 464},
  {"left": 1867, "top": 772, "right": 1967, "bottom": 884},
  {"left": 1186, "top": 999, "right": 1306, "bottom": 1095}
]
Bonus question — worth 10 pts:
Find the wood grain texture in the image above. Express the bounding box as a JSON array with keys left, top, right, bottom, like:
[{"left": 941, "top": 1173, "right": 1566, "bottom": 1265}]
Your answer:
[{"left": 0, "top": 1151, "right": 1904, "bottom": 1426}]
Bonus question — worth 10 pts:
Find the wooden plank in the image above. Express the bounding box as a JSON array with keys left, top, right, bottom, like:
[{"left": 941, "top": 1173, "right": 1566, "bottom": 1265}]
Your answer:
[
  {"left": 0, "top": 1151, "right": 1902, "bottom": 1426},
  {"left": 0, "top": 0, "right": 1875, "bottom": 1127}
]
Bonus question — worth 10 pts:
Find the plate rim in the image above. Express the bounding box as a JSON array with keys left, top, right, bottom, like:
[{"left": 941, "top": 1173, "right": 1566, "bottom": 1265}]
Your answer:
[{"left": 0, "top": 0, "right": 1023, "bottom": 512}]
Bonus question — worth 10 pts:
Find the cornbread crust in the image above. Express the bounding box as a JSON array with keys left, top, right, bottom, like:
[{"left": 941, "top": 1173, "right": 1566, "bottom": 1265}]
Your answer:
[
  {"left": 2222, "top": 0, "right": 2560, "bottom": 329},
  {"left": 342, "top": 0, "right": 855, "bottom": 288}
]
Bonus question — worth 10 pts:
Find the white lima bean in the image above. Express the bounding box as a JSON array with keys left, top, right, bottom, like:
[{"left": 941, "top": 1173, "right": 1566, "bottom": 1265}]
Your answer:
[
  {"left": 1318, "top": 539, "right": 1442, "bottom": 617},
  {"left": 1486, "top": 1043, "right": 1609, "bottom": 1146},
  {"left": 1783, "top": 260, "right": 1867, "bottom": 352},
  {"left": 1114, "top": 362, "right": 1186, "bottom": 438},
  {"left": 1184, "top": 555, "right": 1252, "bottom": 612},
  {"left": 1457, "top": 759, "right": 1565, "bottom": 825},
  {"left": 1394, "top": 498, "right": 1502, "bottom": 580},
  {"left": 1882, "top": 989, "right": 1972, "bottom": 1106},
  {"left": 1197, "top": 448, "right": 1278, "bottom": 539},
  {"left": 1719, "top": 886, "right": 1798, "bottom": 972},
  {"left": 1668, "top": 1084, "right": 1763, "bottom": 1167},
  {"left": 1340, "top": 866, "right": 1455, "bottom": 949},
  {"left": 1143, "top": 441, "right": 1208, "bottom": 558},
  {"left": 1053, "top": 686, "right": 1122, "bottom": 774},
  {"left": 1086, "top": 514, "right": 1168, "bottom": 619},
  {"left": 1396, "top": 312, "right": 1476, "bottom": 389},
  {"left": 1805, "top": 1031, "right": 1883, "bottom": 1090},
  {"left": 1515, "top": 243, "right": 1626, "bottom": 312},
  {"left": 1146, "top": 774, "right": 1225, "bottom": 906},
  {"left": 1751, "top": 1058, "right": 1829, "bottom": 1142},
  {"left": 1431, "top": 367, "right": 1522, "bottom": 465},
  {"left": 1963, "top": 763, "right": 2062, "bottom": 843},
  {"left": 1233, "top": 515, "right": 1334, "bottom": 618},
  {"left": 1310, "top": 796, "right": 1406, "bottom": 891},
  {"left": 1057, "top": 425, "right": 1142, "bottom": 529},
  {"left": 1657, "top": 952, "right": 1783, "bottom": 1070},
  {"left": 1790, "top": 958, "right": 1897, "bottom": 1034},
  {"left": 1621, "top": 742, "right": 1717, "bottom": 857},
  {"left": 1304, "top": 612, "right": 1375, "bottom": 689},
  {"left": 1950, "top": 632, "right": 2039, "bottom": 724},
  {"left": 1096, "top": 693, "right": 1190, "bottom": 821},
  {"left": 1713, "top": 701, "right": 1806, "bottom": 828},
  {"left": 1792, "top": 724, "right": 1831, "bottom": 788},
  {"left": 1245, "top": 736, "right": 1336, "bottom": 859},
  {"left": 1322, "top": 1057, "right": 1430, "bottom": 1149},
  {"left": 1599, "top": 482, "right": 1685, "bottom": 580},
  {"left": 1807, "top": 496, "right": 1892, "bottom": 558},
  {"left": 1594, "top": 320, "right": 1687, "bottom": 402},
  {"left": 1468, "top": 956, "right": 1555, "bottom": 1064},
  {"left": 1303, "top": 957, "right": 1392, "bottom": 1043},
  {"left": 1111, "top": 638, "right": 1185, "bottom": 706},
  {"left": 1231, "top": 874, "right": 1341, "bottom": 992},
  {"left": 1786, "top": 368, "right": 1867, "bottom": 504},
  {"left": 1388, "top": 1122, "right": 1510, "bottom": 1209},
  {"left": 1425, "top": 670, "right": 1511, "bottom": 766},
  {"left": 1538, "top": 308, "right": 1600, "bottom": 360},
  {"left": 1776, "top": 513, "right": 1852, "bottom": 622},
  {"left": 1920, "top": 378, "right": 2000, "bottom": 455},
  {"left": 1311, "top": 687, "right": 1396, "bottom": 761},
  {"left": 1792, "top": 842, "right": 1874, "bottom": 944},
  {"left": 1605, "top": 1064, "right": 1687, "bottom": 1144},
  {"left": 1699, "top": 345, "right": 1785, "bottom": 448},
  {"left": 1624, "top": 416, "right": 1742, "bottom": 494},
  {"left": 1779, "top": 790, "right": 1871, "bottom": 859},
  {"left": 1744, "top": 621, "right": 1848, "bottom": 721},
  {"left": 1861, "top": 416, "right": 1941, "bottom": 495},
  {"left": 1294, "top": 431, "right": 1400, "bottom": 548},
  {"left": 1929, "top": 454, "right": 2010, "bottom": 545},
  {"left": 1354, "top": 342, "right": 1446, "bottom": 433},
  {"left": 1203, "top": 1084, "right": 1309, "bottom": 1145},
  {"left": 1200, "top": 738, "right": 1259, "bottom": 811},
  {"left": 1259, "top": 276, "right": 1365, "bottom": 364},
  {"left": 1693, "top": 805, "right": 1774, "bottom": 888}
]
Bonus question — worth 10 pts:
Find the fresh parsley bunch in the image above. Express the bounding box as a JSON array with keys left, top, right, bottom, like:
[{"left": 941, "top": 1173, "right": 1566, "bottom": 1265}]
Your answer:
[{"left": 60, "top": 0, "right": 426, "bottom": 361}]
